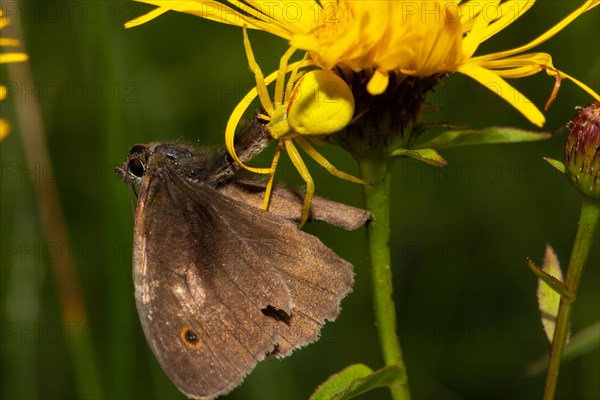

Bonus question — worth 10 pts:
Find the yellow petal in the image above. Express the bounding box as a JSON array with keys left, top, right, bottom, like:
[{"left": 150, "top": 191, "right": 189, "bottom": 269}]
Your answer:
[
  {"left": 378, "top": 44, "right": 417, "bottom": 71},
  {"left": 367, "top": 69, "right": 389, "bottom": 95},
  {"left": 545, "top": 69, "right": 600, "bottom": 101},
  {"left": 476, "top": 52, "right": 600, "bottom": 100},
  {"left": 290, "top": 34, "right": 321, "bottom": 54},
  {"left": 0, "top": 85, "right": 7, "bottom": 101},
  {"left": 462, "top": 1, "right": 537, "bottom": 59},
  {"left": 475, "top": 52, "right": 553, "bottom": 78},
  {"left": 0, "top": 119, "right": 9, "bottom": 141},
  {"left": 458, "top": 63, "right": 545, "bottom": 127},
  {"left": 491, "top": 65, "right": 544, "bottom": 79},
  {"left": 476, "top": 0, "right": 599, "bottom": 62},
  {"left": 459, "top": 0, "right": 491, "bottom": 32},
  {"left": 479, "top": 1, "right": 536, "bottom": 44},
  {"left": 124, "top": 6, "right": 170, "bottom": 28},
  {"left": 127, "top": 0, "right": 296, "bottom": 38},
  {"left": 0, "top": 38, "right": 20, "bottom": 46},
  {"left": 0, "top": 53, "right": 28, "bottom": 63},
  {"left": 462, "top": 0, "right": 501, "bottom": 59},
  {"left": 0, "top": 11, "right": 10, "bottom": 29},
  {"left": 229, "top": 0, "right": 312, "bottom": 34}
]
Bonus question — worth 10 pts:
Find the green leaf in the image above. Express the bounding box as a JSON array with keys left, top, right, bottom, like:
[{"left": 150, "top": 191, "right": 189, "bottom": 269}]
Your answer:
[
  {"left": 310, "top": 364, "right": 373, "bottom": 400},
  {"left": 543, "top": 157, "right": 566, "bottom": 174},
  {"left": 536, "top": 245, "right": 568, "bottom": 343},
  {"left": 562, "top": 320, "right": 600, "bottom": 360},
  {"left": 416, "top": 127, "right": 552, "bottom": 150},
  {"left": 525, "top": 257, "right": 575, "bottom": 303},
  {"left": 525, "top": 321, "right": 600, "bottom": 376},
  {"left": 310, "top": 364, "right": 405, "bottom": 400},
  {"left": 390, "top": 148, "right": 447, "bottom": 167}
]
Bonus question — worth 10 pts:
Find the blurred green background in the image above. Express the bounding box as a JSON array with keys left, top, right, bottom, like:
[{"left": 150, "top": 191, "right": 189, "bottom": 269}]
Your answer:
[{"left": 1, "top": 1, "right": 599, "bottom": 399}]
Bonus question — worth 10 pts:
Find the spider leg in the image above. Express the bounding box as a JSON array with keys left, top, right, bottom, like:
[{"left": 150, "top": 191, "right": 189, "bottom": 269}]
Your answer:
[
  {"left": 225, "top": 60, "right": 313, "bottom": 174},
  {"left": 284, "top": 140, "right": 315, "bottom": 228},
  {"left": 242, "top": 25, "right": 275, "bottom": 115},
  {"left": 295, "top": 136, "right": 369, "bottom": 184},
  {"left": 257, "top": 113, "right": 271, "bottom": 121},
  {"left": 308, "top": 136, "right": 327, "bottom": 146},
  {"left": 285, "top": 52, "right": 308, "bottom": 103},
  {"left": 225, "top": 91, "right": 272, "bottom": 175},
  {"left": 274, "top": 46, "right": 298, "bottom": 108},
  {"left": 262, "top": 140, "right": 284, "bottom": 211}
]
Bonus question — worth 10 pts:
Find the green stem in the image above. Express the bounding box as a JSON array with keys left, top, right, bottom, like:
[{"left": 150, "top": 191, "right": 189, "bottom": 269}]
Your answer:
[
  {"left": 358, "top": 157, "right": 411, "bottom": 400},
  {"left": 543, "top": 197, "right": 600, "bottom": 399}
]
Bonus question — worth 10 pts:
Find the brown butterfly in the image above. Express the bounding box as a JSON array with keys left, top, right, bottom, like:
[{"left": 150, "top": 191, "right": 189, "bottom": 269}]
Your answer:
[{"left": 115, "top": 127, "right": 369, "bottom": 399}]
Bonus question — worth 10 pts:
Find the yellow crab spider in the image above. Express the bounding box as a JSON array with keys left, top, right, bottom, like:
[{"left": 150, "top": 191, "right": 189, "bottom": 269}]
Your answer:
[{"left": 226, "top": 26, "right": 367, "bottom": 227}]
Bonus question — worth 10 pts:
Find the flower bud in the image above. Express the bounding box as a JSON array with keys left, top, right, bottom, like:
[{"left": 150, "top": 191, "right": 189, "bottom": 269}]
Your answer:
[{"left": 565, "top": 101, "right": 600, "bottom": 199}]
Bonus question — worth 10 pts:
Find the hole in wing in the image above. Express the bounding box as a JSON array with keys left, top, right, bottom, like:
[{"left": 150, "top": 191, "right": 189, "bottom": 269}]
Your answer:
[
  {"left": 261, "top": 305, "right": 291, "bottom": 325},
  {"left": 266, "top": 343, "right": 281, "bottom": 357}
]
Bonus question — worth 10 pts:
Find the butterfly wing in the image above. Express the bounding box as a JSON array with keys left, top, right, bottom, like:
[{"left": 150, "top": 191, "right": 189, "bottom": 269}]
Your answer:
[{"left": 133, "top": 161, "right": 353, "bottom": 399}]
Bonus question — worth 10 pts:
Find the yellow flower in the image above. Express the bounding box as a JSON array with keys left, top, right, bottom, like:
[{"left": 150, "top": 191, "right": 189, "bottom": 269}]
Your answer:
[
  {"left": 1, "top": 9, "right": 28, "bottom": 140},
  {"left": 128, "top": 0, "right": 599, "bottom": 128}
]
